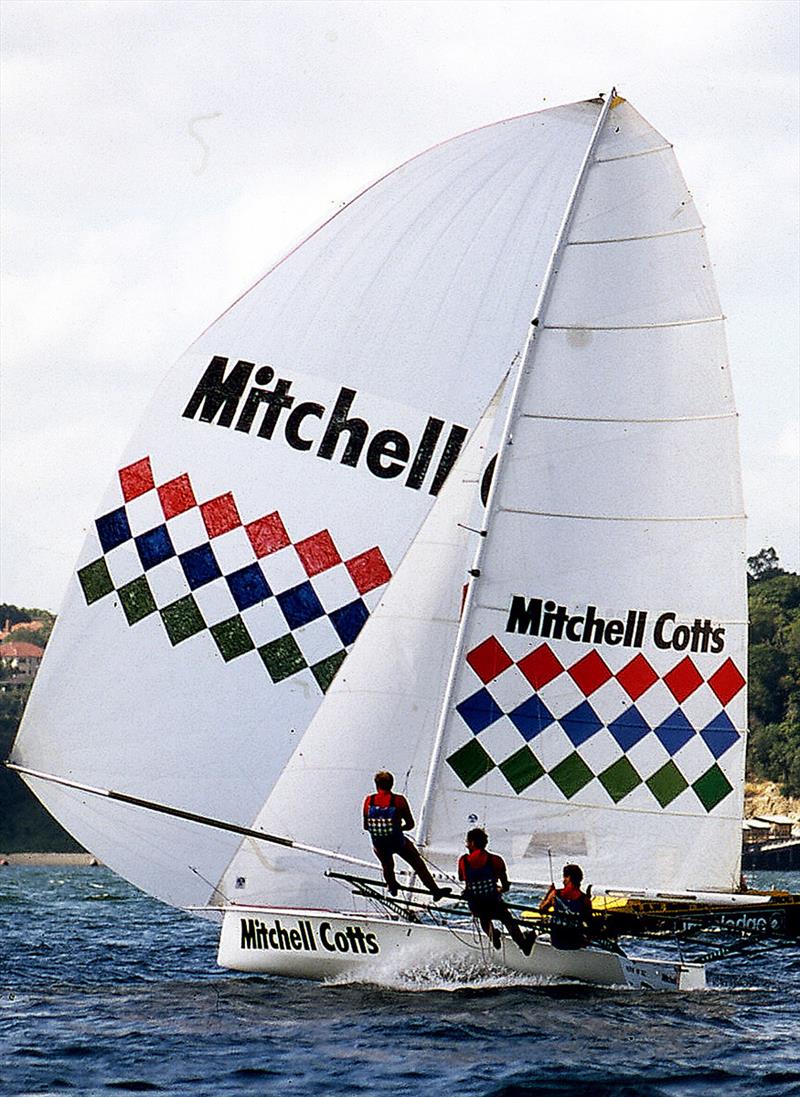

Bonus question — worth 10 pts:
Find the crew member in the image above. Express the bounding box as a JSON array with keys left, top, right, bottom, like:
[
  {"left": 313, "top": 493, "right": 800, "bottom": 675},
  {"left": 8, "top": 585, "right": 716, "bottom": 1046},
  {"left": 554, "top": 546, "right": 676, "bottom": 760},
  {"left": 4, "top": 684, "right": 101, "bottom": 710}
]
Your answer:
[
  {"left": 363, "top": 771, "right": 451, "bottom": 900},
  {"left": 458, "top": 828, "right": 534, "bottom": 955},
  {"left": 539, "top": 863, "right": 593, "bottom": 950}
]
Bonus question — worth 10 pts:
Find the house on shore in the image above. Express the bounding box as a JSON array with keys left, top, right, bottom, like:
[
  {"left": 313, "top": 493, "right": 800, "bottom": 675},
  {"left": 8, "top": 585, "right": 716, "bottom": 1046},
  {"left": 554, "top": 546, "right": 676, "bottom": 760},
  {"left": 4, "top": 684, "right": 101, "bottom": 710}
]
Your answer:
[{"left": 0, "top": 641, "right": 44, "bottom": 689}]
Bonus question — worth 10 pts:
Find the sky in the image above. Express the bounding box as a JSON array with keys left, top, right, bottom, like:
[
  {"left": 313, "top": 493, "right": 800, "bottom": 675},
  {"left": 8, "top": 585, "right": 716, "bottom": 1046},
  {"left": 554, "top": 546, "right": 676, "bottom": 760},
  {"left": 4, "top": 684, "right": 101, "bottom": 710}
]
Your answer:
[{"left": 1, "top": 0, "right": 798, "bottom": 612}]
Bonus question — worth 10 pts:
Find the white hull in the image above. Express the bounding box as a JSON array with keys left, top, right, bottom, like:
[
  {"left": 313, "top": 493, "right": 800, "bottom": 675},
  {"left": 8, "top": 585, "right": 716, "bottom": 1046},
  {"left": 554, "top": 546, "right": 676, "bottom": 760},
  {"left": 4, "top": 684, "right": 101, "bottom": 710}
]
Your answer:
[{"left": 217, "top": 906, "right": 705, "bottom": 991}]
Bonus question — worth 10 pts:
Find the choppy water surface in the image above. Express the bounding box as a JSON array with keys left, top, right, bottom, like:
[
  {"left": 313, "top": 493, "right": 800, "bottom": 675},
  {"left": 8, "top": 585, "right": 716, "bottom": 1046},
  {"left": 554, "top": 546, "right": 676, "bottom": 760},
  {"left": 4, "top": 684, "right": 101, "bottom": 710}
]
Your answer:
[{"left": 2, "top": 866, "right": 799, "bottom": 1096}]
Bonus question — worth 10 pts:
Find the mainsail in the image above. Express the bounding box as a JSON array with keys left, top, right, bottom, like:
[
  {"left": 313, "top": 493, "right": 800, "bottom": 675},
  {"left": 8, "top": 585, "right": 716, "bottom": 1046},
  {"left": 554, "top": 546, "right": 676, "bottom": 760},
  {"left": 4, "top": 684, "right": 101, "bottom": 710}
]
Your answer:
[
  {"left": 423, "top": 99, "right": 747, "bottom": 894},
  {"left": 11, "top": 100, "right": 609, "bottom": 909},
  {"left": 215, "top": 96, "right": 747, "bottom": 906}
]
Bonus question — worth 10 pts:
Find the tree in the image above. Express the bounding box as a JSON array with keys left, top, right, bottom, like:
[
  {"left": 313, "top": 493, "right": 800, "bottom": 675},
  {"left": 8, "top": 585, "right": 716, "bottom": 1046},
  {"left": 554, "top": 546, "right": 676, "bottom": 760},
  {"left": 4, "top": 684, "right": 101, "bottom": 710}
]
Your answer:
[{"left": 748, "top": 546, "right": 786, "bottom": 583}]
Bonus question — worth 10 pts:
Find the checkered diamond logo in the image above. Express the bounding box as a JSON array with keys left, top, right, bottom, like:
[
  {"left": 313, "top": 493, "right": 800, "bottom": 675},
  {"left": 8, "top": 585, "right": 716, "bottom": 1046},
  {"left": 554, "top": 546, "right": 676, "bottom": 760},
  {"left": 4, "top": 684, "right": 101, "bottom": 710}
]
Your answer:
[
  {"left": 449, "top": 632, "right": 744, "bottom": 814},
  {"left": 78, "top": 456, "right": 393, "bottom": 694}
]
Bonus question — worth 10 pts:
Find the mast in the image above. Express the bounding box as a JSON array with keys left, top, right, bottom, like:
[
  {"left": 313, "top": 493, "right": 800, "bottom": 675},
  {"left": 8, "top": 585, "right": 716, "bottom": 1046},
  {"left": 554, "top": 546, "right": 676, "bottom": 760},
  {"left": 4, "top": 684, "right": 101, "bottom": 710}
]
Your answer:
[{"left": 415, "top": 90, "right": 616, "bottom": 849}]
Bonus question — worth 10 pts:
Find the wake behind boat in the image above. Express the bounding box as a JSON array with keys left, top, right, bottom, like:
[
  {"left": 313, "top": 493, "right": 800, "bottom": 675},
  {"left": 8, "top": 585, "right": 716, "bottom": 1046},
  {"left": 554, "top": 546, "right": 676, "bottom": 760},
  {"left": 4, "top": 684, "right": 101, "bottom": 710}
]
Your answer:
[{"left": 10, "top": 90, "right": 788, "bottom": 989}]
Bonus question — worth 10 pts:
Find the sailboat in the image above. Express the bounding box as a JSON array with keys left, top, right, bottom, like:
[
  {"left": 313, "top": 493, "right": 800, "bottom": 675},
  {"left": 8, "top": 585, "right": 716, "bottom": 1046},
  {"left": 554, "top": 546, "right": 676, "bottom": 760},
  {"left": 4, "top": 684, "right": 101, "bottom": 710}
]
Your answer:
[{"left": 9, "top": 91, "right": 772, "bottom": 989}]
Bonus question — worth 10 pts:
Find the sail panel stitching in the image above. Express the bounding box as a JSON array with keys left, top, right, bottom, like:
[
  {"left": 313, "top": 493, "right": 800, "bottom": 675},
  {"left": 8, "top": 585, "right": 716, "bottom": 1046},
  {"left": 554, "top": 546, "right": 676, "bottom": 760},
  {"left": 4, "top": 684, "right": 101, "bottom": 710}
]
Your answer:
[
  {"left": 594, "top": 143, "right": 673, "bottom": 163},
  {"left": 568, "top": 225, "right": 703, "bottom": 246},
  {"left": 499, "top": 509, "right": 746, "bottom": 522},
  {"left": 543, "top": 316, "right": 724, "bottom": 331},
  {"left": 520, "top": 412, "right": 737, "bottom": 424}
]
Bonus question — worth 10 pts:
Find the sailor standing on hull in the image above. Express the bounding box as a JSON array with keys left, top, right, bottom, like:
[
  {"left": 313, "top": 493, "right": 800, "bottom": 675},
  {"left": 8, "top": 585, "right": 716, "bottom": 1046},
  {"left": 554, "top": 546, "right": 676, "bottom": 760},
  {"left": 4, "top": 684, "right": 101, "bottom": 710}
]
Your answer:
[
  {"left": 363, "top": 771, "right": 451, "bottom": 901},
  {"left": 458, "top": 828, "right": 535, "bottom": 955},
  {"left": 539, "top": 863, "right": 593, "bottom": 950}
]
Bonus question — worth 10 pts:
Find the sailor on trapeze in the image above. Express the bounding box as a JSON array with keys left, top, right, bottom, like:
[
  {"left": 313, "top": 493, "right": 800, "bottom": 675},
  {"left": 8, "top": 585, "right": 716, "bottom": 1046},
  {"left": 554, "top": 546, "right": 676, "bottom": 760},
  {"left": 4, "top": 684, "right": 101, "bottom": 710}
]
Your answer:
[{"left": 363, "top": 771, "right": 451, "bottom": 901}]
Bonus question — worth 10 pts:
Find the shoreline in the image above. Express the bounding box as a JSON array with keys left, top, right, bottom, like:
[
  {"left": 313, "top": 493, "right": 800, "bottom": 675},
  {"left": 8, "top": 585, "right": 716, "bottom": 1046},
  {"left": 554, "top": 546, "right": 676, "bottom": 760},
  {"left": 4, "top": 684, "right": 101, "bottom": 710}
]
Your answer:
[{"left": 0, "top": 852, "right": 100, "bottom": 866}]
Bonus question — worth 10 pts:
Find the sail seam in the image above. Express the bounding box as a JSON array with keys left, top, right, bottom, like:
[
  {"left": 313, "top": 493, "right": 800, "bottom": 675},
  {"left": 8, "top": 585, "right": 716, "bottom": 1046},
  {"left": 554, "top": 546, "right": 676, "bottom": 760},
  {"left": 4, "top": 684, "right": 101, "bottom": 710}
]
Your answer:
[
  {"left": 520, "top": 412, "right": 737, "bottom": 424},
  {"left": 499, "top": 509, "right": 746, "bottom": 521},
  {"left": 567, "top": 225, "right": 703, "bottom": 245},
  {"left": 594, "top": 143, "right": 673, "bottom": 163},
  {"left": 543, "top": 316, "right": 725, "bottom": 331}
]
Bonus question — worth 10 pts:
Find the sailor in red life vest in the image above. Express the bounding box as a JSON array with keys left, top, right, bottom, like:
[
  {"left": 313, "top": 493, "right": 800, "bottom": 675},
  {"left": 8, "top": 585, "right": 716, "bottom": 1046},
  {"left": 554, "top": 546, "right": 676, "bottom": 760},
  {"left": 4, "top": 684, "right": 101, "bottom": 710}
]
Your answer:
[
  {"left": 458, "top": 828, "right": 535, "bottom": 954},
  {"left": 363, "top": 771, "right": 451, "bottom": 900},
  {"left": 538, "top": 863, "right": 593, "bottom": 950}
]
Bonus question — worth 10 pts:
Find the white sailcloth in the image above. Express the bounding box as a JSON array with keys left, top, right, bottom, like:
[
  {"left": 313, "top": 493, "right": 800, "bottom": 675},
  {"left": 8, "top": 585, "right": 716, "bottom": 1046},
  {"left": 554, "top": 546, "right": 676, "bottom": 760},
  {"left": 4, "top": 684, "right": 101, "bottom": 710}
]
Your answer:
[
  {"left": 424, "top": 99, "right": 747, "bottom": 894},
  {"left": 12, "top": 101, "right": 605, "bottom": 909},
  {"left": 218, "top": 97, "right": 748, "bottom": 908},
  {"left": 215, "top": 382, "right": 508, "bottom": 908}
]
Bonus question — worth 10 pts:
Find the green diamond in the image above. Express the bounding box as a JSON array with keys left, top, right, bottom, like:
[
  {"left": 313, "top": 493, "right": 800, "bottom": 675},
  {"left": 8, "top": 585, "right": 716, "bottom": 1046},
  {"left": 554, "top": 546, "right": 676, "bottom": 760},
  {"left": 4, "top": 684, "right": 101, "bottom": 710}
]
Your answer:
[
  {"left": 692, "top": 764, "right": 734, "bottom": 812},
  {"left": 499, "top": 747, "right": 544, "bottom": 794},
  {"left": 211, "top": 615, "right": 255, "bottom": 662},
  {"left": 78, "top": 558, "right": 114, "bottom": 604},
  {"left": 311, "top": 650, "right": 347, "bottom": 692},
  {"left": 160, "top": 595, "right": 206, "bottom": 645},
  {"left": 118, "top": 576, "right": 156, "bottom": 625},
  {"left": 646, "top": 760, "right": 689, "bottom": 808},
  {"left": 598, "top": 756, "right": 641, "bottom": 803},
  {"left": 259, "top": 634, "right": 306, "bottom": 682},
  {"left": 446, "top": 739, "right": 495, "bottom": 787},
  {"left": 549, "top": 752, "right": 594, "bottom": 799}
]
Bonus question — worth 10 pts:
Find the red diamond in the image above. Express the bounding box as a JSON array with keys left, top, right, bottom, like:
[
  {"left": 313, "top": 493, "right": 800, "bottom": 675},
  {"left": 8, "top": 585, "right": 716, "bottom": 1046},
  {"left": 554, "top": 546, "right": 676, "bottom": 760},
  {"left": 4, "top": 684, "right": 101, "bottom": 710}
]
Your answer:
[
  {"left": 517, "top": 644, "right": 563, "bottom": 689},
  {"left": 119, "top": 457, "right": 154, "bottom": 501},
  {"left": 346, "top": 547, "right": 391, "bottom": 595},
  {"left": 664, "top": 656, "right": 703, "bottom": 703},
  {"left": 295, "top": 530, "right": 342, "bottom": 577},
  {"left": 707, "top": 658, "right": 746, "bottom": 706},
  {"left": 568, "top": 650, "right": 612, "bottom": 696},
  {"left": 201, "top": 493, "right": 241, "bottom": 538},
  {"left": 158, "top": 474, "right": 196, "bottom": 519},
  {"left": 616, "top": 654, "right": 658, "bottom": 701},
  {"left": 246, "top": 512, "right": 290, "bottom": 557},
  {"left": 466, "top": 637, "right": 513, "bottom": 684}
]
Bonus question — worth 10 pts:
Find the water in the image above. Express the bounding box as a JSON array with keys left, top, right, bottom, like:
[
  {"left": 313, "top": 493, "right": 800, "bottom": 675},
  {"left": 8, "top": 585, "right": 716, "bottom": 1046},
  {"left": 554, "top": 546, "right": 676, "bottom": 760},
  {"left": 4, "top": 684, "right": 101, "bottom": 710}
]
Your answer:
[{"left": 2, "top": 867, "right": 799, "bottom": 1096}]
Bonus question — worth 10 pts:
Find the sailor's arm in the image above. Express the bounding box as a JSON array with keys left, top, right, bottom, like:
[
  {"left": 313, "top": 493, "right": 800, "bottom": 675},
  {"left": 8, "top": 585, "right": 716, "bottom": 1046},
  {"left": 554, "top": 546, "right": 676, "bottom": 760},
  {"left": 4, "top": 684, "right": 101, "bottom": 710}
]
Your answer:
[
  {"left": 539, "top": 884, "right": 556, "bottom": 912},
  {"left": 397, "top": 795, "right": 415, "bottom": 830}
]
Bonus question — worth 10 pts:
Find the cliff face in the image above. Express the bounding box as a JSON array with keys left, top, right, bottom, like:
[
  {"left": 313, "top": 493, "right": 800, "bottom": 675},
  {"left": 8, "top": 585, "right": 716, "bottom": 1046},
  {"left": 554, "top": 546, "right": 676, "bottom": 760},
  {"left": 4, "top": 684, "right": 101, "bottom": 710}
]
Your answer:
[{"left": 745, "top": 779, "right": 800, "bottom": 821}]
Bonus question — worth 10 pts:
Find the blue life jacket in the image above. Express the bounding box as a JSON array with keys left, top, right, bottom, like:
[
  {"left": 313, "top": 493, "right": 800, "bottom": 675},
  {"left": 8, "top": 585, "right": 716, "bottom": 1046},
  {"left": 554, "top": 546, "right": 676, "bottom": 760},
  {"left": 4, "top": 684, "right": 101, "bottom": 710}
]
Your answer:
[
  {"left": 462, "top": 851, "right": 500, "bottom": 899},
  {"left": 365, "top": 794, "right": 403, "bottom": 848},
  {"left": 550, "top": 891, "right": 589, "bottom": 950}
]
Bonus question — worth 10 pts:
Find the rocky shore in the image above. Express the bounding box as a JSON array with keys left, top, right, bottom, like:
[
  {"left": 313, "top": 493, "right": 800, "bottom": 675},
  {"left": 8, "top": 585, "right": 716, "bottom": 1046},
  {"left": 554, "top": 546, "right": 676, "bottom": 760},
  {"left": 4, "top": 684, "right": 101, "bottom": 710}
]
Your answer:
[{"left": 0, "top": 852, "right": 99, "bottom": 866}]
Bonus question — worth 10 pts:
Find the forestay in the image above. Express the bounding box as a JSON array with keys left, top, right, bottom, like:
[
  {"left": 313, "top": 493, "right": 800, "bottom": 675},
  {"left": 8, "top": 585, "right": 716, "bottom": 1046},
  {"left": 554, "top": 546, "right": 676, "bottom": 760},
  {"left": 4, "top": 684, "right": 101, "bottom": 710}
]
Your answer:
[{"left": 12, "top": 101, "right": 604, "bottom": 909}]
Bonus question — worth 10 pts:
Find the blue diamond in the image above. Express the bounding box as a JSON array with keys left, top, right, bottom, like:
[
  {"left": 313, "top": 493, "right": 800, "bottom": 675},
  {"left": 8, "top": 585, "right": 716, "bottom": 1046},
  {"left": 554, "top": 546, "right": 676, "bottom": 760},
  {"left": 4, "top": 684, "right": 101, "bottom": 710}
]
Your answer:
[
  {"left": 560, "top": 700, "right": 602, "bottom": 746},
  {"left": 654, "top": 709, "right": 695, "bottom": 755},
  {"left": 700, "top": 711, "right": 739, "bottom": 759},
  {"left": 180, "top": 544, "right": 222, "bottom": 590},
  {"left": 277, "top": 581, "right": 325, "bottom": 630},
  {"left": 330, "top": 599, "right": 369, "bottom": 646},
  {"left": 608, "top": 705, "right": 650, "bottom": 751},
  {"left": 227, "top": 562, "right": 271, "bottom": 609},
  {"left": 456, "top": 688, "right": 503, "bottom": 735},
  {"left": 509, "top": 695, "right": 554, "bottom": 741},
  {"left": 96, "top": 507, "right": 131, "bottom": 553},
  {"left": 135, "top": 525, "right": 175, "bottom": 570}
]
